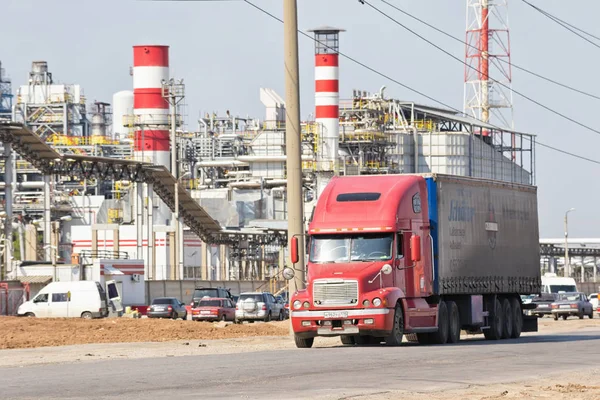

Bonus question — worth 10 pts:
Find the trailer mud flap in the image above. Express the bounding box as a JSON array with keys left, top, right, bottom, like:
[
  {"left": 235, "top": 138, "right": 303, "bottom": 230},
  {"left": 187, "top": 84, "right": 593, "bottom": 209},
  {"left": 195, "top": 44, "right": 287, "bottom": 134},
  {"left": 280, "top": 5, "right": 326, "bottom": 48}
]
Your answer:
[{"left": 522, "top": 314, "right": 538, "bottom": 333}]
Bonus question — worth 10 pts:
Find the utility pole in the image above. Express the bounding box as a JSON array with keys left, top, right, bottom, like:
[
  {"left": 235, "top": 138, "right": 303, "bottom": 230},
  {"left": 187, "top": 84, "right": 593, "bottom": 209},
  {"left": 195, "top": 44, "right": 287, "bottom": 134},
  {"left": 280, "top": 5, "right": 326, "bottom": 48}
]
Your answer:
[
  {"left": 564, "top": 208, "right": 575, "bottom": 278},
  {"left": 283, "top": 0, "right": 305, "bottom": 297},
  {"left": 162, "top": 79, "right": 185, "bottom": 280}
]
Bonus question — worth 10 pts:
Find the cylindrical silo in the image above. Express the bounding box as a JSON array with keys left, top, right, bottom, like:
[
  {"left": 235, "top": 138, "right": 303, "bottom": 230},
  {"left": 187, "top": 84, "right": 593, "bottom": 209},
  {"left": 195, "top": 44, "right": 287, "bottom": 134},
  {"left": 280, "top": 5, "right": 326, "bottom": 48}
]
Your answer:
[
  {"left": 132, "top": 45, "right": 170, "bottom": 168},
  {"left": 90, "top": 114, "right": 106, "bottom": 137},
  {"left": 112, "top": 90, "right": 134, "bottom": 141}
]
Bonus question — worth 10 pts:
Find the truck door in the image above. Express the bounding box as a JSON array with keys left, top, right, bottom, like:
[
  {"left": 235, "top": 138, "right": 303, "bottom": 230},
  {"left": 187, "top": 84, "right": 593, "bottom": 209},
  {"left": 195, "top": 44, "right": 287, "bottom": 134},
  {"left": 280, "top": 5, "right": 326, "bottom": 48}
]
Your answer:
[{"left": 106, "top": 280, "right": 124, "bottom": 313}]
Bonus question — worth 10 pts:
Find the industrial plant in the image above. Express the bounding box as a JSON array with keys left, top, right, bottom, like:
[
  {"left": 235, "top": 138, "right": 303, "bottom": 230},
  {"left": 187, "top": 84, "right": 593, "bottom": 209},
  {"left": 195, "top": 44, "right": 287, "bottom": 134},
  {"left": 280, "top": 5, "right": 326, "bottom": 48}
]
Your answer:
[{"left": 8, "top": 2, "right": 600, "bottom": 313}]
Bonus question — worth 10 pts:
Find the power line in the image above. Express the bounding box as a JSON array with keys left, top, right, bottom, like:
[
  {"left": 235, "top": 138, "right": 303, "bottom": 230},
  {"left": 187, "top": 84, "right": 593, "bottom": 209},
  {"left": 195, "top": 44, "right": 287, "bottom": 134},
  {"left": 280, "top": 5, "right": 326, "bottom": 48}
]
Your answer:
[
  {"left": 360, "top": 0, "right": 600, "bottom": 138},
  {"left": 142, "top": 0, "right": 600, "bottom": 166},
  {"left": 240, "top": 0, "right": 600, "bottom": 165},
  {"left": 378, "top": 0, "right": 600, "bottom": 102},
  {"left": 521, "top": 0, "right": 600, "bottom": 47}
]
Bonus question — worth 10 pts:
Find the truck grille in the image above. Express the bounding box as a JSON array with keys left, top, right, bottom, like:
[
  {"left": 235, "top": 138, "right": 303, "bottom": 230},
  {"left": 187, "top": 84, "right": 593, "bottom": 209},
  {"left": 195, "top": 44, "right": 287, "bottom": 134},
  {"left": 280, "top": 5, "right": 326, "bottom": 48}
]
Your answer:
[{"left": 313, "top": 280, "right": 359, "bottom": 306}]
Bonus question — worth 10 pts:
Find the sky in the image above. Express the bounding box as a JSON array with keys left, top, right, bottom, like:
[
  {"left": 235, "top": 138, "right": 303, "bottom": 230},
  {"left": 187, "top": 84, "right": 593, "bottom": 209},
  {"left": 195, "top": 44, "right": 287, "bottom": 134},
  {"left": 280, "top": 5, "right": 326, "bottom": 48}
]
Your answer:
[{"left": 1, "top": 0, "right": 599, "bottom": 238}]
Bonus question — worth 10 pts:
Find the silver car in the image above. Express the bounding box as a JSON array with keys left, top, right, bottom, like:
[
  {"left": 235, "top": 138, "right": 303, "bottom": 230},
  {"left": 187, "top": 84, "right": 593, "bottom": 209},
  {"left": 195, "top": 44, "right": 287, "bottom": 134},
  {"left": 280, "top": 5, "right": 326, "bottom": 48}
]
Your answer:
[
  {"left": 235, "top": 292, "right": 284, "bottom": 323},
  {"left": 551, "top": 292, "right": 594, "bottom": 320}
]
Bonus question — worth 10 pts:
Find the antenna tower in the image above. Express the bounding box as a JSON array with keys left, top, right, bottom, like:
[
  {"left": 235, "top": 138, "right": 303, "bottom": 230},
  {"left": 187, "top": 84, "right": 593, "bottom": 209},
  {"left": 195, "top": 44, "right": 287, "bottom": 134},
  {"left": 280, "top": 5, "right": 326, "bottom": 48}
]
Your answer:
[{"left": 464, "top": 0, "right": 514, "bottom": 132}]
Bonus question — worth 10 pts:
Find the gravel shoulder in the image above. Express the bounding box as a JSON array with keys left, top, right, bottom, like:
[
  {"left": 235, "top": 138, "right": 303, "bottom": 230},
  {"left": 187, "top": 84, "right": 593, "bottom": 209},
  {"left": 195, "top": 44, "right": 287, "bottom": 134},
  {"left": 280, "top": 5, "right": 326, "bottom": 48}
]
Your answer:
[{"left": 1, "top": 316, "right": 598, "bottom": 368}]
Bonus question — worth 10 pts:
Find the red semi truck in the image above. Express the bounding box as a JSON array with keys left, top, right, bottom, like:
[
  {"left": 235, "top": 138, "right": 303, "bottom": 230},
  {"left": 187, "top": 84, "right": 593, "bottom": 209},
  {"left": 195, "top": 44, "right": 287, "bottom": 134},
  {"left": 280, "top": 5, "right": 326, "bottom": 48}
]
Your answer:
[{"left": 284, "top": 174, "right": 541, "bottom": 348}]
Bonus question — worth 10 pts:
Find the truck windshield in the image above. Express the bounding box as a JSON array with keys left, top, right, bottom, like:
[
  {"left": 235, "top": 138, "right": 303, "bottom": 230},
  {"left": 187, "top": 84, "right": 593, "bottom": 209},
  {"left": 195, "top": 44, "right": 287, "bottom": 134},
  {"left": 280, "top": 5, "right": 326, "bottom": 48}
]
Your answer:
[{"left": 309, "top": 234, "right": 393, "bottom": 263}]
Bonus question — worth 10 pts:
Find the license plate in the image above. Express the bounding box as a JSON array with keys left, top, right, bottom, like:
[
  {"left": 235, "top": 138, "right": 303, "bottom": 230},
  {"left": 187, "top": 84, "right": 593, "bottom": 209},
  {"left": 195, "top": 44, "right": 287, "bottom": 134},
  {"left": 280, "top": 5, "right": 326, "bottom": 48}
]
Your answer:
[
  {"left": 323, "top": 311, "right": 348, "bottom": 319},
  {"left": 538, "top": 305, "right": 548, "bottom": 308},
  {"left": 201, "top": 311, "right": 211, "bottom": 314},
  {"left": 560, "top": 305, "right": 570, "bottom": 309}
]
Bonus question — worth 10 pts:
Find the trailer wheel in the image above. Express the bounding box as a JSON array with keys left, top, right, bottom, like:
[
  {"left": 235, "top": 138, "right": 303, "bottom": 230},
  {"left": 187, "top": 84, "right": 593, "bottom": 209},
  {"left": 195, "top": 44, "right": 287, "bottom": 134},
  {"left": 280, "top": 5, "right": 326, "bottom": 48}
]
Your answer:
[
  {"left": 509, "top": 297, "right": 522, "bottom": 339},
  {"left": 340, "top": 336, "right": 355, "bottom": 346},
  {"left": 294, "top": 335, "right": 314, "bottom": 348},
  {"left": 384, "top": 304, "right": 404, "bottom": 346},
  {"left": 447, "top": 301, "right": 461, "bottom": 344},
  {"left": 501, "top": 298, "right": 513, "bottom": 339},
  {"left": 483, "top": 297, "right": 503, "bottom": 340},
  {"left": 430, "top": 301, "right": 449, "bottom": 345}
]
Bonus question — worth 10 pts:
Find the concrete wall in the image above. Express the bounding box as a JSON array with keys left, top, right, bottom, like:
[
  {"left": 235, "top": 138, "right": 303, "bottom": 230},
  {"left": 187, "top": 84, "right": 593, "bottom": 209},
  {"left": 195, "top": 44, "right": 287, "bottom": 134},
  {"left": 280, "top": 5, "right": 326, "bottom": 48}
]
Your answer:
[
  {"left": 145, "top": 280, "right": 287, "bottom": 304},
  {"left": 579, "top": 282, "right": 600, "bottom": 295}
]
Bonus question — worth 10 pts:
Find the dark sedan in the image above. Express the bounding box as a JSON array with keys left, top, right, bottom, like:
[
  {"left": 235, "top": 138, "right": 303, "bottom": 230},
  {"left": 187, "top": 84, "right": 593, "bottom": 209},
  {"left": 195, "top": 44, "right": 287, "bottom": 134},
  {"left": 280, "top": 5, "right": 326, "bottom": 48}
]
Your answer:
[{"left": 147, "top": 297, "right": 188, "bottom": 320}]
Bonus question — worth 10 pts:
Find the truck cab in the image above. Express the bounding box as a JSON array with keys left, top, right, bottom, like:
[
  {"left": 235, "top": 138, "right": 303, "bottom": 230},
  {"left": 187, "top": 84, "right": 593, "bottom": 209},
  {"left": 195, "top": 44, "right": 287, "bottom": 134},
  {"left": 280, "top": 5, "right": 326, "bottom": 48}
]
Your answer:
[{"left": 288, "top": 175, "right": 434, "bottom": 347}]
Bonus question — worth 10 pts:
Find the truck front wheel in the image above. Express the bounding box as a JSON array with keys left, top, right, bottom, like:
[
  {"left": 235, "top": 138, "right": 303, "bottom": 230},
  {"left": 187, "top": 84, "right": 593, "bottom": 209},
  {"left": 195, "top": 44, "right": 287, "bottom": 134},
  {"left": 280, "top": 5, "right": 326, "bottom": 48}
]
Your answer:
[
  {"left": 294, "top": 335, "right": 314, "bottom": 348},
  {"left": 384, "top": 304, "right": 404, "bottom": 346},
  {"left": 340, "top": 336, "right": 355, "bottom": 345}
]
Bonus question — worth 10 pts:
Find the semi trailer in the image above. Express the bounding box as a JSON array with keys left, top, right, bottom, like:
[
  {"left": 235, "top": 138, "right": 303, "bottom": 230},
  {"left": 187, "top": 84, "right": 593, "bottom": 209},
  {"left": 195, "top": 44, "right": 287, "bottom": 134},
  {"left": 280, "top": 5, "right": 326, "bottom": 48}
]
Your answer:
[{"left": 284, "top": 174, "right": 541, "bottom": 348}]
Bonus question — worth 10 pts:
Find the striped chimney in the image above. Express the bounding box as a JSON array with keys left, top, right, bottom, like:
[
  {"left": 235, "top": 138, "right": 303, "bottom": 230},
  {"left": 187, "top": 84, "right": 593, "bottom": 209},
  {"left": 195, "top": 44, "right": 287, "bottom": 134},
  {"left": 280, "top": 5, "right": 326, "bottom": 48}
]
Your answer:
[
  {"left": 133, "top": 45, "right": 170, "bottom": 169},
  {"left": 309, "top": 27, "right": 344, "bottom": 172}
]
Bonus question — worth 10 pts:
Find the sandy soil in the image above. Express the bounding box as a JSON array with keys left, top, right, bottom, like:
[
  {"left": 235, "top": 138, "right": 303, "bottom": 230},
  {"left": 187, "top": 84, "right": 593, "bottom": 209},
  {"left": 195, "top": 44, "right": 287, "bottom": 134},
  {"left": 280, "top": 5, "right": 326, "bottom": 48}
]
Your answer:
[
  {"left": 0, "top": 316, "right": 289, "bottom": 350},
  {"left": 1, "top": 314, "right": 598, "bottom": 351},
  {"left": 362, "top": 371, "right": 600, "bottom": 400}
]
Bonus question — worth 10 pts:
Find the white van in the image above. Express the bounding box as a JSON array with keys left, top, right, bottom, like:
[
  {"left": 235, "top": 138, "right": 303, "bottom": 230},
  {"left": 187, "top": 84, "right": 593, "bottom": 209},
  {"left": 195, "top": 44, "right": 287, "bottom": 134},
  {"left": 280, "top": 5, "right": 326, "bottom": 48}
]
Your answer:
[
  {"left": 541, "top": 273, "right": 578, "bottom": 294},
  {"left": 17, "top": 280, "right": 122, "bottom": 319}
]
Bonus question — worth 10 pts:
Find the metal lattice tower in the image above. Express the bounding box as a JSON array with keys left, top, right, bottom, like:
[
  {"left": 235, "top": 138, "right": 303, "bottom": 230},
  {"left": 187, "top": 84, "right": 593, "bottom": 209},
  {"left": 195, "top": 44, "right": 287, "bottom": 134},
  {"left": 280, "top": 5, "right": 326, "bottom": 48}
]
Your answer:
[{"left": 464, "top": 0, "right": 514, "bottom": 131}]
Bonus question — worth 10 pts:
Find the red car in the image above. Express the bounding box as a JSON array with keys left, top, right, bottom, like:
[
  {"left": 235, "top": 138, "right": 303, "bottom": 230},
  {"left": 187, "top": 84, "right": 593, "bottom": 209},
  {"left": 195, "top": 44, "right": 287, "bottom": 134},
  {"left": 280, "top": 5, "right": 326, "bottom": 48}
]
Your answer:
[{"left": 191, "top": 297, "right": 236, "bottom": 322}]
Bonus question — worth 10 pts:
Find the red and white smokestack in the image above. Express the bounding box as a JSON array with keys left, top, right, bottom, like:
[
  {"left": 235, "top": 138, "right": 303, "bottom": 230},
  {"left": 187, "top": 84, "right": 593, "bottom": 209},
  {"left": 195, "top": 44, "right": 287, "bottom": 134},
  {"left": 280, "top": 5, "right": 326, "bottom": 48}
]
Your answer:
[
  {"left": 133, "top": 45, "right": 170, "bottom": 168},
  {"left": 309, "top": 27, "right": 344, "bottom": 173}
]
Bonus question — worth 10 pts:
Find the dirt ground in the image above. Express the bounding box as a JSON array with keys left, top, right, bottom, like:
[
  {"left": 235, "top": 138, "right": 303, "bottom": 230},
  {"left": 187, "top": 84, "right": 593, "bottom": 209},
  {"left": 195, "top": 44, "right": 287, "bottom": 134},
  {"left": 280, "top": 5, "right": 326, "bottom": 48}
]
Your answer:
[
  {"left": 1, "top": 314, "right": 599, "bottom": 350},
  {"left": 1, "top": 316, "right": 600, "bottom": 399},
  {"left": 365, "top": 371, "right": 600, "bottom": 400},
  {"left": 0, "top": 316, "right": 289, "bottom": 350}
]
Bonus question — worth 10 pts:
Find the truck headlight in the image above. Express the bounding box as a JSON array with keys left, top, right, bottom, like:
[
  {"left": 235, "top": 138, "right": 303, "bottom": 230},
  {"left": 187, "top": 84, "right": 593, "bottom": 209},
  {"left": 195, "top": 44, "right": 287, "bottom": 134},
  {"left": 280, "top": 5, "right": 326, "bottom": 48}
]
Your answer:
[
  {"left": 293, "top": 300, "right": 301, "bottom": 309},
  {"left": 372, "top": 298, "right": 382, "bottom": 307}
]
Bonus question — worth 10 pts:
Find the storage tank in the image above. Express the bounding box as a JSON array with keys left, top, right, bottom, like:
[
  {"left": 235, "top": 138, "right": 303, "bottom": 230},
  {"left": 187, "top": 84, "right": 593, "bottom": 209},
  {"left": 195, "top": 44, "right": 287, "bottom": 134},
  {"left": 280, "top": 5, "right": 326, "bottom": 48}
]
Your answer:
[{"left": 112, "top": 90, "right": 134, "bottom": 141}]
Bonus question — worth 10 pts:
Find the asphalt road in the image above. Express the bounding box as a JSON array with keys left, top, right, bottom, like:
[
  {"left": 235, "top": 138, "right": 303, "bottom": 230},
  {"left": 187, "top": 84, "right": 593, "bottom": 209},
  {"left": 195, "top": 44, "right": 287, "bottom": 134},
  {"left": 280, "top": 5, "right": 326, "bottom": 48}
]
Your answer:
[{"left": 2, "top": 329, "right": 600, "bottom": 400}]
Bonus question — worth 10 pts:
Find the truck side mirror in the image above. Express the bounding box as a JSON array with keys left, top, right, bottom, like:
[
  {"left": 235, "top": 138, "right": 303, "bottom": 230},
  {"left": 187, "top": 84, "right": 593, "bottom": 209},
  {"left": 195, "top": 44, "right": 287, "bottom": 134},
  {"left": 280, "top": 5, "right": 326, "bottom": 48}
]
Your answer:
[
  {"left": 290, "top": 236, "right": 299, "bottom": 264},
  {"left": 411, "top": 235, "right": 421, "bottom": 262}
]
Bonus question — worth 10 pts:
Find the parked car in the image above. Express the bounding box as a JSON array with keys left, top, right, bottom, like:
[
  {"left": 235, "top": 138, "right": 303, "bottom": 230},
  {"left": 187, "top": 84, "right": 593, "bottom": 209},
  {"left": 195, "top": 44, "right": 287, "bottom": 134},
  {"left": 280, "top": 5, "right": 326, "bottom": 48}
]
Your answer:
[
  {"left": 528, "top": 293, "right": 557, "bottom": 318},
  {"left": 191, "top": 298, "right": 236, "bottom": 322},
  {"left": 190, "top": 287, "right": 234, "bottom": 306},
  {"left": 589, "top": 293, "right": 599, "bottom": 310},
  {"left": 17, "top": 280, "right": 118, "bottom": 319},
  {"left": 235, "top": 292, "right": 284, "bottom": 323},
  {"left": 551, "top": 292, "right": 594, "bottom": 320},
  {"left": 147, "top": 297, "right": 187, "bottom": 320}
]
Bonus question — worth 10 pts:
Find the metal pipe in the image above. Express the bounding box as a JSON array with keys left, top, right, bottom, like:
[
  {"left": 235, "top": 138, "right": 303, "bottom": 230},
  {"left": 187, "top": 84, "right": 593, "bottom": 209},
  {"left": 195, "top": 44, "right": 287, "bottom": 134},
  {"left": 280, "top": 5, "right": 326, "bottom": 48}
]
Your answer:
[
  {"left": 147, "top": 183, "right": 154, "bottom": 280},
  {"left": 2, "top": 143, "right": 13, "bottom": 278},
  {"left": 283, "top": 0, "right": 306, "bottom": 299},
  {"left": 0, "top": 182, "right": 46, "bottom": 189},
  {"left": 173, "top": 182, "right": 179, "bottom": 280},
  {"left": 196, "top": 160, "right": 249, "bottom": 168},
  {"left": 43, "top": 175, "right": 52, "bottom": 262},
  {"left": 136, "top": 183, "right": 143, "bottom": 268},
  {"left": 564, "top": 208, "right": 575, "bottom": 278},
  {"left": 412, "top": 126, "right": 418, "bottom": 173}
]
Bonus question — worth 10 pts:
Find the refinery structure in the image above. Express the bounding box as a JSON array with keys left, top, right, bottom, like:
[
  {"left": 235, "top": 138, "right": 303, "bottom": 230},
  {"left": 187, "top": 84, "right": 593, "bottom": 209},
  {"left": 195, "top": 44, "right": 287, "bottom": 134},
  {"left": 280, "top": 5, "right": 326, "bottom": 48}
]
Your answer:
[{"left": 0, "top": 9, "right": 544, "bottom": 288}]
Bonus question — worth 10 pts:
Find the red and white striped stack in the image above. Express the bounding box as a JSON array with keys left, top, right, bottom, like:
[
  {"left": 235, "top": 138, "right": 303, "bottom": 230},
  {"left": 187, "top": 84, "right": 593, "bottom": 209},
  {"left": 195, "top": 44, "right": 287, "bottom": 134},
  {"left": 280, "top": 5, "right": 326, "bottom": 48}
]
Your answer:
[
  {"left": 132, "top": 45, "right": 170, "bottom": 168},
  {"left": 314, "top": 42, "right": 340, "bottom": 172}
]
